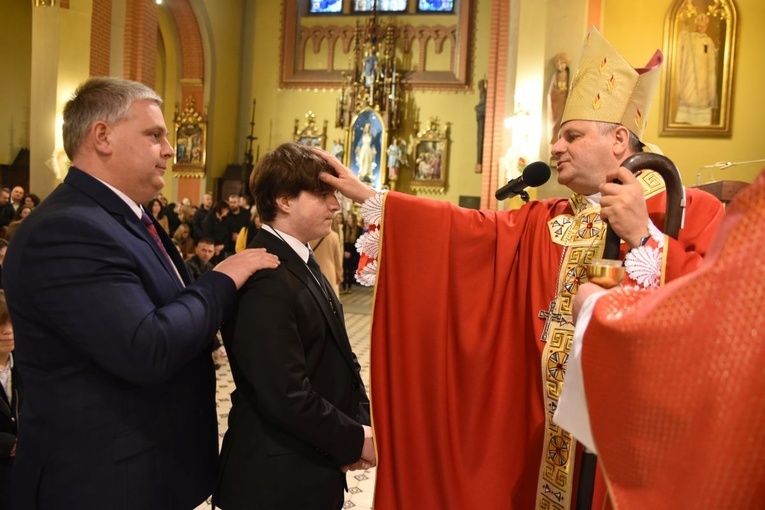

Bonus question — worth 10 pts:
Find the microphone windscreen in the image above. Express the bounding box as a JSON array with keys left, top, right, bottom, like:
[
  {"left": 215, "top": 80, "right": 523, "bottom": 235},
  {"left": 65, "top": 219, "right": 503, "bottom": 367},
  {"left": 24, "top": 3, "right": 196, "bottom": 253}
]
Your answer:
[{"left": 523, "top": 161, "right": 552, "bottom": 187}]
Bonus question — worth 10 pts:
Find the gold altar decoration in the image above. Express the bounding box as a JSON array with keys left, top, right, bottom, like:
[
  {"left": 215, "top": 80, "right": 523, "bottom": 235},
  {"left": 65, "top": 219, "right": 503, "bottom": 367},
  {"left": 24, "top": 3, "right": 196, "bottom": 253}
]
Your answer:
[
  {"left": 410, "top": 117, "right": 450, "bottom": 195},
  {"left": 293, "top": 111, "right": 328, "bottom": 150},
  {"left": 173, "top": 98, "right": 207, "bottom": 179},
  {"left": 337, "top": 9, "right": 406, "bottom": 190}
]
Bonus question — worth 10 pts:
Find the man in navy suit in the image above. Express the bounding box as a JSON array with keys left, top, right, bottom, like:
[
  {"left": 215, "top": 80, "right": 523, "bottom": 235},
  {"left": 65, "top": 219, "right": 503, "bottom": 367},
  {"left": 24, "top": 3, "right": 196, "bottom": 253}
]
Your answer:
[
  {"left": 3, "top": 77, "right": 279, "bottom": 509},
  {"left": 214, "top": 143, "right": 375, "bottom": 509}
]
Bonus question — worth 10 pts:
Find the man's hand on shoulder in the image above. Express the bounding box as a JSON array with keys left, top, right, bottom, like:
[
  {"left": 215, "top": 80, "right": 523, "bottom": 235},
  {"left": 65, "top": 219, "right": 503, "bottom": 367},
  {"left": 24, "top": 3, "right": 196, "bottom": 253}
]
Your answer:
[{"left": 213, "top": 248, "right": 279, "bottom": 289}]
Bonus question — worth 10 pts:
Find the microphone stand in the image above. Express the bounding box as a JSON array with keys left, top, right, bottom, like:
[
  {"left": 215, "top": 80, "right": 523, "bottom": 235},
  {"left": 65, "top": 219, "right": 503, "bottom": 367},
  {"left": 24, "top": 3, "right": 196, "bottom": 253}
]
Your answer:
[{"left": 695, "top": 158, "right": 765, "bottom": 186}]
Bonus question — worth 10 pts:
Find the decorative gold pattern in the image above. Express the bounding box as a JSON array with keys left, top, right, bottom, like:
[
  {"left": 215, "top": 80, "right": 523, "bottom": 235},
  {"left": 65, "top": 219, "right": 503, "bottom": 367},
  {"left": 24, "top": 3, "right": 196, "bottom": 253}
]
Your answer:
[
  {"left": 280, "top": 2, "right": 475, "bottom": 91},
  {"left": 410, "top": 118, "right": 451, "bottom": 195},
  {"left": 535, "top": 173, "right": 666, "bottom": 509},
  {"left": 172, "top": 98, "right": 207, "bottom": 177},
  {"left": 293, "top": 111, "right": 328, "bottom": 150},
  {"left": 561, "top": 26, "right": 663, "bottom": 141}
]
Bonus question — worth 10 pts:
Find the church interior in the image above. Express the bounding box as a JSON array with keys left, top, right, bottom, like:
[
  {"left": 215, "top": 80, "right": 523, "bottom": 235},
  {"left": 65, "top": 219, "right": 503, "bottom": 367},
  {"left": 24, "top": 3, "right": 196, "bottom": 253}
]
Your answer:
[
  {"left": 0, "top": 1, "right": 763, "bottom": 509},
  {"left": 1, "top": 0, "right": 763, "bottom": 208}
]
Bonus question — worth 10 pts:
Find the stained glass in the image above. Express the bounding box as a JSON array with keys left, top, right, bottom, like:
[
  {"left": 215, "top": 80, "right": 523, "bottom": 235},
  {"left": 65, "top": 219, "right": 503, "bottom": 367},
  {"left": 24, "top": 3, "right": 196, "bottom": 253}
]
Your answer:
[
  {"left": 418, "top": 0, "right": 454, "bottom": 13},
  {"left": 310, "top": 0, "right": 342, "bottom": 14},
  {"left": 354, "top": 0, "right": 407, "bottom": 12}
]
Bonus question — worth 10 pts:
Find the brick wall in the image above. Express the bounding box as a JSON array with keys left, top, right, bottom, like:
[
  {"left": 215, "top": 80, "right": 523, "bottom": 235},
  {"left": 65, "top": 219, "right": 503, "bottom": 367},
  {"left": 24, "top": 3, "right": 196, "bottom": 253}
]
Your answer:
[
  {"left": 480, "top": 0, "right": 510, "bottom": 210},
  {"left": 123, "top": 0, "right": 158, "bottom": 88},
  {"left": 166, "top": 0, "right": 205, "bottom": 109},
  {"left": 89, "top": 0, "right": 112, "bottom": 76}
]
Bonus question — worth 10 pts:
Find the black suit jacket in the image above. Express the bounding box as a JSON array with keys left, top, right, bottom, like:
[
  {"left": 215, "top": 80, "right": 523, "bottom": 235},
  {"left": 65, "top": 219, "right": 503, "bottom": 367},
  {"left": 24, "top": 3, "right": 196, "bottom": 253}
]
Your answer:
[
  {"left": 3, "top": 168, "right": 238, "bottom": 509},
  {"left": 215, "top": 229, "right": 370, "bottom": 510}
]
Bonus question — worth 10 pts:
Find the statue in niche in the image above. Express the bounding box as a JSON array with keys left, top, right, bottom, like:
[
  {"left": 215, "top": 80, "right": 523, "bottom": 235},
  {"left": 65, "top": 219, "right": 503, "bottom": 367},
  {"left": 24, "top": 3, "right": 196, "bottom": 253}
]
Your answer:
[
  {"left": 386, "top": 138, "right": 407, "bottom": 181},
  {"left": 355, "top": 122, "right": 376, "bottom": 184},
  {"left": 548, "top": 52, "right": 571, "bottom": 145},
  {"left": 363, "top": 47, "right": 379, "bottom": 88},
  {"left": 331, "top": 139, "right": 345, "bottom": 161},
  {"left": 474, "top": 79, "right": 487, "bottom": 171}
]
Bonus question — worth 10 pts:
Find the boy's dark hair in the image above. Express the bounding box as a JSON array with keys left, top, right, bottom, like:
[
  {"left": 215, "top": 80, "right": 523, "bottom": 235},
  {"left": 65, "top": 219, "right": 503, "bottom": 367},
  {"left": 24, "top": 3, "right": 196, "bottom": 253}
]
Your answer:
[{"left": 251, "top": 143, "right": 338, "bottom": 223}]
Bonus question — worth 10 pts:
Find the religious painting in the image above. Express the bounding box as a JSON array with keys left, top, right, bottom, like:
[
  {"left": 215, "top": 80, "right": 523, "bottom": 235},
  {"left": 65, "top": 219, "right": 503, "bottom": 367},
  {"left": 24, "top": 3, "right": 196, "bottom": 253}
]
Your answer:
[
  {"left": 293, "top": 111, "right": 328, "bottom": 149},
  {"left": 411, "top": 118, "right": 450, "bottom": 194},
  {"left": 347, "top": 108, "right": 385, "bottom": 189},
  {"left": 661, "top": 0, "right": 737, "bottom": 137},
  {"left": 173, "top": 98, "right": 207, "bottom": 178}
]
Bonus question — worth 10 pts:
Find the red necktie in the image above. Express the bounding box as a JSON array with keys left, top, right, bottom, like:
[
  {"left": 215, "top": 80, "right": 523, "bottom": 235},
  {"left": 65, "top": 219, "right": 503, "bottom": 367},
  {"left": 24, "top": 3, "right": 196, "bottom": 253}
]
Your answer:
[{"left": 140, "top": 209, "right": 173, "bottom": 263}]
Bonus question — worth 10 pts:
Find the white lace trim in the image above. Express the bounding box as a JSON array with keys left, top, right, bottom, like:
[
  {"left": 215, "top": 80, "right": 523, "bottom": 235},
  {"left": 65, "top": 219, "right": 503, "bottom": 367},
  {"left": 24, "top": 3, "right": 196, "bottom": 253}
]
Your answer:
[
  {"left": 355, "top": 228, "right": 380, "bottom": 259},
  {"left": 354, "top": 191, "right": 387, "bottom": 287},
  {"left": 355, "top": 259, "right": 377, "bottom": 286},
  {"left": 624, "top": 219, "right": 665, "bottom": 288},
  {"left": 360, "top": 190, "right": 386, "bottom": 227}
]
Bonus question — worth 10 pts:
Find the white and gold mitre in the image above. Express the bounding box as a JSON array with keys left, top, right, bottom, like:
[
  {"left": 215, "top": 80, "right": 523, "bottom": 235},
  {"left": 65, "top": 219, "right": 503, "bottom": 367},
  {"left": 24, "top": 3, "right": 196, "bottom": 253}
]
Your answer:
[{"left": 561, "top": 26, "right": 663, "bottom": 141}]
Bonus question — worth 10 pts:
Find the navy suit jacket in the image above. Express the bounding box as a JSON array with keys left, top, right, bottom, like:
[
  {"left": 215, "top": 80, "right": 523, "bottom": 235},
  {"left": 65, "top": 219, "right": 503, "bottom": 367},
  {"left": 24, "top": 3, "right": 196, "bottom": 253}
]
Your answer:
[
  {"left": 4, "top": 168, "right": 237, "bottom": 509},
  {"left": 215, "top": 229, "right": 370, "bottom": 510}
]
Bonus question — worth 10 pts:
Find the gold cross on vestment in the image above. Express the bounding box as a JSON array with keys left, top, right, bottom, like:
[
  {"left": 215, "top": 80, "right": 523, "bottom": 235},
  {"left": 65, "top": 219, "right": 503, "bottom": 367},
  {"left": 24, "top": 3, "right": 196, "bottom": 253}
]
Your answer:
[{"left": 538, "top": 299, "right": 569, "bottom": 343}]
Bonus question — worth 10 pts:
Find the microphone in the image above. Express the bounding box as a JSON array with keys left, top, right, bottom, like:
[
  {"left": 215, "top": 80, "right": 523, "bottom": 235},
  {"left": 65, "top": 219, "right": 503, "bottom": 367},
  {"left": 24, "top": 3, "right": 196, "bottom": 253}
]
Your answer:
[{"left": 495, "top": 161, "right": 551, "bottom": 201}]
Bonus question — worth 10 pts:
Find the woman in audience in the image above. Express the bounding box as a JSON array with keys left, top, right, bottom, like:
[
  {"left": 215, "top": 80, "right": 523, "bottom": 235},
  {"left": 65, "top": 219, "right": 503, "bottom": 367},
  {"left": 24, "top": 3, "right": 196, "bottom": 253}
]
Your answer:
[
  {"left": 176, "top": 204, "right": 195, "bottom": 231},
  {"left": 12, "top": 207, "right": 31, "bottom": 222},
  {"left": 147, "top": 198, "right": 170, "bottom": 232},
  {"left": 5, "top": 207, "right": 32, "bottom": 241},
  {"left": 22, "top": 194, "right": 40, "bottom": 209},
  {"left": 172, "top": 223, "right": 196, "bottom": 260},
  {"left": 235, "top": 209, "right": 262, "bottom": 253}
]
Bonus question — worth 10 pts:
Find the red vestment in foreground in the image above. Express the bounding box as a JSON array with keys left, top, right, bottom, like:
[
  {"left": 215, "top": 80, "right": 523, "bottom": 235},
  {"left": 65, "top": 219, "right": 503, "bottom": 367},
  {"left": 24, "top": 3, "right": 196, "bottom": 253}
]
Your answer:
[
  {"left": 370, "top": 184, "right": 723, "bottom": 509},
  {"left": 582, "top": 170, "right": 765, "bottom": 509}
]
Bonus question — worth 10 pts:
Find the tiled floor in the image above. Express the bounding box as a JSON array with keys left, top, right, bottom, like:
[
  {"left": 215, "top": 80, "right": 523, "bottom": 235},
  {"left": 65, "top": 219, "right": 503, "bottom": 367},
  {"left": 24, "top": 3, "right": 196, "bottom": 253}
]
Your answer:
[{"left": 196, "top": 285, "right": 376, "bottom": 510}]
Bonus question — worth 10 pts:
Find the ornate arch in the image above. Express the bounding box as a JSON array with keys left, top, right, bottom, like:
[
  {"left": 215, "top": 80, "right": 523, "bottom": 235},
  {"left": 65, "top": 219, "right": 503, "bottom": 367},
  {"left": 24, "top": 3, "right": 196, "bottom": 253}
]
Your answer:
[{"left": 164, "top": 0, "right": 205, "bottom": 109}]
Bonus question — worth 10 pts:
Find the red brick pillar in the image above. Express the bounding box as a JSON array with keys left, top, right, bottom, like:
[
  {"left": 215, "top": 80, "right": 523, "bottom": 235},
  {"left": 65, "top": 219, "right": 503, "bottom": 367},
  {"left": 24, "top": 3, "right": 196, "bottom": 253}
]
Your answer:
[
  {"left": 166, "top": 0, "right": 206, "bottom": 200},
  {"left": 167, "top": 0, "right": 205, "bottom": 112},
  {"left": 89, "top": 0, "right": 112, "bottom": 76},
  {"left": 480, "top": 0, "right": 510, "bottom": 210},
  {"left": 123, "top": 0, "right": 158, "bottom": 88}
]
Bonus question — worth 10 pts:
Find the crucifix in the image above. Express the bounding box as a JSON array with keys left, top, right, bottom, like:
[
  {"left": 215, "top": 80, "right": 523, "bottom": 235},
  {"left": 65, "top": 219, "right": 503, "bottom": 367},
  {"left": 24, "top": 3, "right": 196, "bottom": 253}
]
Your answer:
[{"left": 538, "top": 299, "right": 569, "bottom": 343}]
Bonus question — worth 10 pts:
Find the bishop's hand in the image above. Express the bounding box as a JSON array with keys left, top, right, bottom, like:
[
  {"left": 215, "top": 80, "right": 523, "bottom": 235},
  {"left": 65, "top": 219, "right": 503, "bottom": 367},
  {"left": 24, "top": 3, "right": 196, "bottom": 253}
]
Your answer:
[
  {"left": 599, "top": 166, "right": 651, "bottom": 249},
  {"left": 313, "top": 148, "right": 377, "bottom": 204}
]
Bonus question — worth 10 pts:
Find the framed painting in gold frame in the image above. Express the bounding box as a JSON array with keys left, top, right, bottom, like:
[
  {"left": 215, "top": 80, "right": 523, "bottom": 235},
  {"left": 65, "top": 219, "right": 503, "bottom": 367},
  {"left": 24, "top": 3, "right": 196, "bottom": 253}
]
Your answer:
[
  {"left": 173, "top": 99, "right": 207, "bottom": 177},
  {"left": 660, "top": 0, "right": 737, "bottom": 137},
  {"left": 347, "top": 107, "right": 386, "bottom": 190},
  {"left": 411, "top": 118, "right": 449, "bottom": 194}
]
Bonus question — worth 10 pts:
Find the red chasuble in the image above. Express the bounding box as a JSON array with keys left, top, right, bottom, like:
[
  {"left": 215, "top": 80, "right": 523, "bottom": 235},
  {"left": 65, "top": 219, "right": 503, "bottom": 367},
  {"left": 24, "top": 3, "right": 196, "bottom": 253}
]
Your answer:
[
  {"left": 369, "top": 182, "right": 723, "bottom": 509},
  {"left": 581, "top": 170, "right": 765, "bottom": 509}
]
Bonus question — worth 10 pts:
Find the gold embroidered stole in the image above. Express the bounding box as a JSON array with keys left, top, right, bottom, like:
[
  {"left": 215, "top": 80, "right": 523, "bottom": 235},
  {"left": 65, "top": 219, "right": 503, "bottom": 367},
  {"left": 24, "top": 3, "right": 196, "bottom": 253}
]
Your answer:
[{"left": 534, "top": 172, "right": 665, "bottom": 510}]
